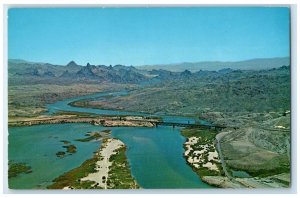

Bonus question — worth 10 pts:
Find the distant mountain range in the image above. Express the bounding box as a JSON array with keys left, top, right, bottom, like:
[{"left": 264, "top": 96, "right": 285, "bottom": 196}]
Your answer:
[
  {"left": 8, "top": 59, "right": 149, "bottom": 85},
  {"left": 137, "top": 57, "right": 290, "bottom": 72},
  {"left": 8, "top": 57, "right": 290, "bottom": 85}
]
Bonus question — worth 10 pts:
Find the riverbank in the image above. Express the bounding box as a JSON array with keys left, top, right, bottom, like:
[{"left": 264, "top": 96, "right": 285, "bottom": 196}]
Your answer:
[
  {"left": 188, "top": 111, "right": 291, "bottom": 188},
  {"left": 8, "top": 114, "right": 157, "bottom": 128},
  {"left": 8, "top": 83, "right": 134, "bottom": 118},
  {"left": 48, "top": 138, "right": 139, "bottom": 189},
  {"left": 181, "top": 128, "right": 223, "bottom": 182}
]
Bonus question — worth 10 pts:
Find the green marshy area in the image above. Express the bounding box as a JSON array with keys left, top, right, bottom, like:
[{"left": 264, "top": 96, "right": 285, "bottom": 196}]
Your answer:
[
  {"left": 108, "top": 146, "right": 139, "bottom": 189},
  {"left": 181, "top": 128, "right": 224, "bottom": 179},
  {"left": 49, "top": 130, "right": 112, "bottom": 189},
  {"left": 55, "top": 129, "right": 111, "bottom": 158},
  {"left": 48, "top": 137, "right": 138, "bottom": 189},
  {"left": 48, "top": 154, "right": 100, "bottom": 189},
  {"left": 8, "top": 161, "right": 33, "bottom": 178},
  {"left": 56, "top": 141, "right": 77, "bottom": 158},
  {"left": 75, "top": 130, "right": 111, "bottom": 142}
]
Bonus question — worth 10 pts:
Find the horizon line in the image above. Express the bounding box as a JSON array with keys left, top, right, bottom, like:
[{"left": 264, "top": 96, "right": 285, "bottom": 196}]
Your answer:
[{"left": 8, "top": 56, "right": 290, "bottom": 67}]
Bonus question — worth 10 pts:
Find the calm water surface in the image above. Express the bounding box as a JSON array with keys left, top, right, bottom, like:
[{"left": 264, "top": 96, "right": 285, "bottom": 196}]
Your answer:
[
  {"left": 9, "top": 91, "right": 212, "bottom": 189},
  {"left": 9, "top": 123, "right": 103, "bottom": 189}
]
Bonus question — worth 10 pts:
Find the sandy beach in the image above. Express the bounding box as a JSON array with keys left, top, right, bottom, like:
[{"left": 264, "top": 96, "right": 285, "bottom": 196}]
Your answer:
[
  {"left": 184, "top": 136, "right": 220, "bottom": 172},
  {"left": 81, "top": 138, "right": 124, "bottom": 189}
]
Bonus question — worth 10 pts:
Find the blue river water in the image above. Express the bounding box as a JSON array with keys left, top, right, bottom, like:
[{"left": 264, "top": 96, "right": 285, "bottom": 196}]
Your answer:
[
  {"left": 9, "top": 91, "right": 212, "bottom": 189},
  {"left": 8, "top": 123, "right": 102, "bottom": 189}
]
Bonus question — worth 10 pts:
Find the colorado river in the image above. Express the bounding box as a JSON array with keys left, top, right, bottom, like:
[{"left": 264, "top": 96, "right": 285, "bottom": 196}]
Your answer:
[{"left": 9, "top": 91, "right": 212, "bottom": 189}]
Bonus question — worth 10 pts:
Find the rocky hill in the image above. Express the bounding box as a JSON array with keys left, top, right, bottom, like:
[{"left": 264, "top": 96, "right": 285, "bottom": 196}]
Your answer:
[
  {"left": 9, "top": 58, "right": 290, "bottom": 86},
  {"left": 8, "top": 60, "right": 149, "bottom": 85},
  {"left": 65, "top": 64, "right": 290, "bottom": 115}
]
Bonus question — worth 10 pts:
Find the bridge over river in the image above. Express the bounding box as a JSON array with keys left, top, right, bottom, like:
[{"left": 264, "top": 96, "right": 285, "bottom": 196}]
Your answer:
[
  {"left": 116, "top": 116, "right": 227, "bottom": 130},
  {"left": 150, "top": 121, "right": 226, "bottom": 130}
]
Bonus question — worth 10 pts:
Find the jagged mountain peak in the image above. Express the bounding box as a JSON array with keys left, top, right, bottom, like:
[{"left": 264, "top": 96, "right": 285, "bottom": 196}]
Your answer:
[
  {"left": 66, "top": 61, "right": 78, "bottom": 67},
  {"left": 181, "top": 69, "right": 192, "bottom": 75}
]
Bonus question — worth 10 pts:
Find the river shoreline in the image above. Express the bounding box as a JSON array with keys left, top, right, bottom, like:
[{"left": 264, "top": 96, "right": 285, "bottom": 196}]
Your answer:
[
  {"left": 180, "top": 128, "right": 223, "bottom": 185},
  {"left": 8, "top": 115, "right": 158, "bottom": 128},
  {"left": 48, "top": 137, "right": 139, "bottom": 189},
  {"left": 180, "top": 111, "right": 291, "bottom": 188}
]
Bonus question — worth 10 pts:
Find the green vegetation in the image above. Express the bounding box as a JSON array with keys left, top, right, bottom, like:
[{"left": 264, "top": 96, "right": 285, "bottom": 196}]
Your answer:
[
  {"left": 56, "top": 151, "right": 66, "bottom": 158},
  {"left": 8, "top": 161, "right": 32, "bottom": 178},
  {"left": 48, "top": 138, "right": 138, "bottom": 189},
  {"left": 101, "top": 130, "right": 111, "bottom": 134},
  {"left": 69, "top": 100, "right": 91, "bottom": 109},
  {"left": 56, "top": 141, "right": 77, "bottom": 158},
  {"left": 75, "top": 130, "right": 111, "bottom": 142},
  {"left": 63, "top": 145, "right": 77, "bottom": 154},
  {"left": 181, "top": 128, "right": 217, "bottom": 144},
  {"left": 181, "top": 128, "right": 223, "bottom": 178},
  {"left": 107, "top": 146, "right": 139, "bottom": 189},
  {"left": 219, "top": 116, "right": 291, "bottom": 181},
  {"left": 47, "top": 157, "right": 99, "bottom": 189},
  {"left": 60, "top": 140, "right": 70, "bottom": 145},
  {"left": 75, "top": 132, "right": 102, "bottom": 142},
  {"left": 225, "top": 149, "right": 290, "bottom": 178}
]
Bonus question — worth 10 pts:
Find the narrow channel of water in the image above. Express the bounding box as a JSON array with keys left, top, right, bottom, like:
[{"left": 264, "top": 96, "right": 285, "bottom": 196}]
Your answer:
[
  {"left": 112, "top": 126, "right": 211, "bottom": 188},
  {"left": 46, "top": 91, "right": 209, "bottom": 125}
]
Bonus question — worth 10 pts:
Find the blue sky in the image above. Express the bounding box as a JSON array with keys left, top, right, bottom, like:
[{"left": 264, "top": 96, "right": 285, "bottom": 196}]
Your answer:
[{"left": 8, "top": 7, "right": 290, "bottom": 66}]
